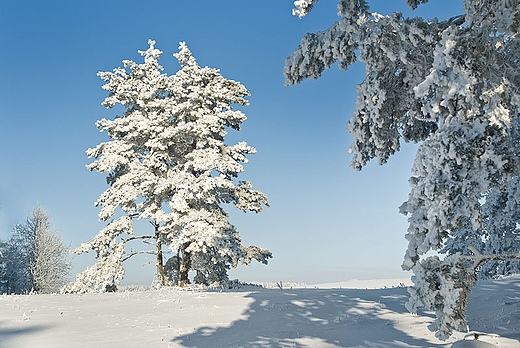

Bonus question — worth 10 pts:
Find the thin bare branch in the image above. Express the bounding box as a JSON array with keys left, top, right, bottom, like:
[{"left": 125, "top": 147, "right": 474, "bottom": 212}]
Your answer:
[
  {"left": 122, "top": 236, "right": 156, "bottom": 244},
  {"left": 122, "top": 250, "right": 157, "bottom": 262}
]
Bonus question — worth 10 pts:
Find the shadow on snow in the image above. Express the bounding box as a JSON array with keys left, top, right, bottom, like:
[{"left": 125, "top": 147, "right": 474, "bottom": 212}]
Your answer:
[
  {"left": 170, "top": 287, "right": 443, "bottom": 348},
  {"left": 464, "top": 277, "right": 520, "bottom": 342},
  {"left": 0, "top": 320, "right": 48, "bottom": 348}
]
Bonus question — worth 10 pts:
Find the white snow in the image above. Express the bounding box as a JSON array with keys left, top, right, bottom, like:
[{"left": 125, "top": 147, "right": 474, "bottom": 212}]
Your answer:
[
  {"left": 1, "top": 276, "right": 518, "bottom": 347},
  {"left": 451, "top": 340, "right": 496, "bottom": 348},
  {"left": 312, "top": 278, "right": 412, "bottom": 289}
]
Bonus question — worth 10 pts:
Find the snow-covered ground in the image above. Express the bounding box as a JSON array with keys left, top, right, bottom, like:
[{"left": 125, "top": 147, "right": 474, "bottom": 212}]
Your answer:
[
  {"left": 0, "top": 276, "right": 518, "bottom": 348},
  {"left": 311, "top": 278, "right": 413, "bottom": 289}
]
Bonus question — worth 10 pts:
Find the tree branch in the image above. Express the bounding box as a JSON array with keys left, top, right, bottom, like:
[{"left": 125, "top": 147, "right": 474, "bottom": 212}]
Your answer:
[
  {"left": 149, "top": 220, "right": 159, "bottom": 229},
  {"left": 463, "top": 246, "right": 520, "bottom": 270},
  {"left": 122, "top": 250, "right": 157, "bottom": 262},
  {"left": 122, "top": 236, "right": 156, "bottom": 244}
]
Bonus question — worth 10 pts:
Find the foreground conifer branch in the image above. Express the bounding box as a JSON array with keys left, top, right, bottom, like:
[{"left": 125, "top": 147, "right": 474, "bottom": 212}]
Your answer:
[{"left": 287, "top": 0, "right": 520, "bottom": 340}]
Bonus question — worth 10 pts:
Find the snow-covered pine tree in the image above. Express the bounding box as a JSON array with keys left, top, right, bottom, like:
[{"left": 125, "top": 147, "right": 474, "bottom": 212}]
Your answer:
[
  {"left": 65, "top": 40, "right": 270, "bottom": 292},
  {"left": 286, "top": 0, "right": 520, "bottom": 340},
  {"left": 160, "top": 42, "right": 271, "bottom": 287}
]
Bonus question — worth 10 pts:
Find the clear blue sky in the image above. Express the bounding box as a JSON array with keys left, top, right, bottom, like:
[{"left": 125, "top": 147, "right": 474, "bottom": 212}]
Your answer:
[{"left": 0, "top": 0, "right": 462, "bottom": 285}]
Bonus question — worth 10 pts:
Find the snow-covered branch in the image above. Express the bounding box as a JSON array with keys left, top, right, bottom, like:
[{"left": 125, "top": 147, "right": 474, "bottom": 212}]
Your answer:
[
  {"left": 407, "top": 245, "right": 520, "bottom": 340},
  {"left": 292, "top": 0, "right": 320, "bottom": 18},
  {"left": 465, "top": 246, "right": 520, "bottom": 271}
]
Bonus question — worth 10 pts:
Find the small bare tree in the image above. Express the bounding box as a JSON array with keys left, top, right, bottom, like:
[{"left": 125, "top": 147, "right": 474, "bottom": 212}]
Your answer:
[
  {"left": 0, "top": 206, "right": 71, "bottom": 294},
  {"left": 29, "top": 207, "right": 72, "bottom": 293}
]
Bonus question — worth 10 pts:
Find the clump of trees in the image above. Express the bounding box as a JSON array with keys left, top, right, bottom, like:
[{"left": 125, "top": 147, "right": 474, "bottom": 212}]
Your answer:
[
  {"left": 63, "top": 40, "right": 271, "bottom": 293},
  {"left": 287, "top": 0, "right": 520, "bottom": 340},
  {"left": 0, "top": 206, "right": 71, "bottom": 294}
]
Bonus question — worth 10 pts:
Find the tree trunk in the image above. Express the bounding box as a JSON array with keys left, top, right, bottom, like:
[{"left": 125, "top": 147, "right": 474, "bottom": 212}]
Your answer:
[
  {"left": 179, "top": 242, "right": 191, "bottom": 287},
  {"left": 176, "top": 249, "right": 181, "bottom": 280},
  {"left": 177, "top": 139, "right": 197, "bottom": 287},
  {"left": 154, "top": 222, "right": 165, "bottom": 286}
]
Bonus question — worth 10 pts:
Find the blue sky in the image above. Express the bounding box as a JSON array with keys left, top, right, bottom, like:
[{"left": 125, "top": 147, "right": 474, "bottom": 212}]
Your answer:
[{"left": 0, "top": 0, "right": 462, "bottom": 285}]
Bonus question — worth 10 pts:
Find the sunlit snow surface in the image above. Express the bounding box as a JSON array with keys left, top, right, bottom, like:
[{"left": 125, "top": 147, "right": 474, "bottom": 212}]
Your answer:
[{"left": 0, "top": 276, "right": 518, "bottom": 348}]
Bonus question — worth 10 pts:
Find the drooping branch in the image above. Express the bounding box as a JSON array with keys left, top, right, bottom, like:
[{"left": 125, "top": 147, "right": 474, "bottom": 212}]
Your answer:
[
  {"left": 122, "top": 236, "right": 156, "bottom": 244},
  {"left": 465, "top": 246, "right": 520, "bottom": 271},
  {"left": 122, "top": 250, "right": 157, "bottom": 262}
]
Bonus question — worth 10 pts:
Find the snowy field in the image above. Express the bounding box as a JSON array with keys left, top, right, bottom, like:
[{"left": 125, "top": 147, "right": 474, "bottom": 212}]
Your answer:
[{"left": 0, "top": 277, "right": 518, "bottom": 348}]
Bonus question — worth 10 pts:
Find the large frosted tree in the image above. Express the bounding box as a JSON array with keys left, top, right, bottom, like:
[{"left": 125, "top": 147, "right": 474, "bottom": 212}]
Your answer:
[
  {"left": 65, "top": 40, "right": 270, "bottom": 293},
  {"left": 286, "top": 0, "right": 520, "bottom": 340}
]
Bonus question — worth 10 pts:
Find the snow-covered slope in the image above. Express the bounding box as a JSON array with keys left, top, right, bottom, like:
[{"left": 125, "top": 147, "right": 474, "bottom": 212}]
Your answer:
[{"left": 0, "top": 276, "right": 518, "bottom": 348}]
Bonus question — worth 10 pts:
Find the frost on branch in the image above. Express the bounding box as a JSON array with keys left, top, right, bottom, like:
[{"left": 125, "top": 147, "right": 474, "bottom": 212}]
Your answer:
[
  {"left": 443, "top": 120, "right": 520, "bottom": 278},
  {"left": 400, "top": 117, "right": 517, "bottom": 270},
  {"left": 479, "top": 178, "right": 520, "bottom": 277},
  {"left": 1, "top": 206, "right": 71, "bottom": 294},
  {"left": 463, "top": 0, "right": 520, "bottom": 34},
  {"left": 62, "top": 244, "right": 126, "bottom": 294},
  {"left": 72, "top": 216, "right": 134, "bottom": 257},
  {"left": 406, "top": 254, "right": 476, "bottom": 341},
  {"left": 407, "top": 245, "right": 520, "bottom": 340},
  {"left": 64, "top": 217, "right": 133, "bottom": 293},
  {"left": 286, "top": 8, "right": 446, "bottom": 169},
  {"left": 443, "top": 174, "right": 520, "bottom": 279},
  {"left": 242, "top": 245, "right": 272, "bottom": 265},
  {"left": 405, "top": 0, "right": 429, "bottom": 10},
  {"left": 292, "top": 0, "right": 320, "bottom": 18},
  {"left": 286, "top": 0, "right": 520, "bottom": 339}
]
